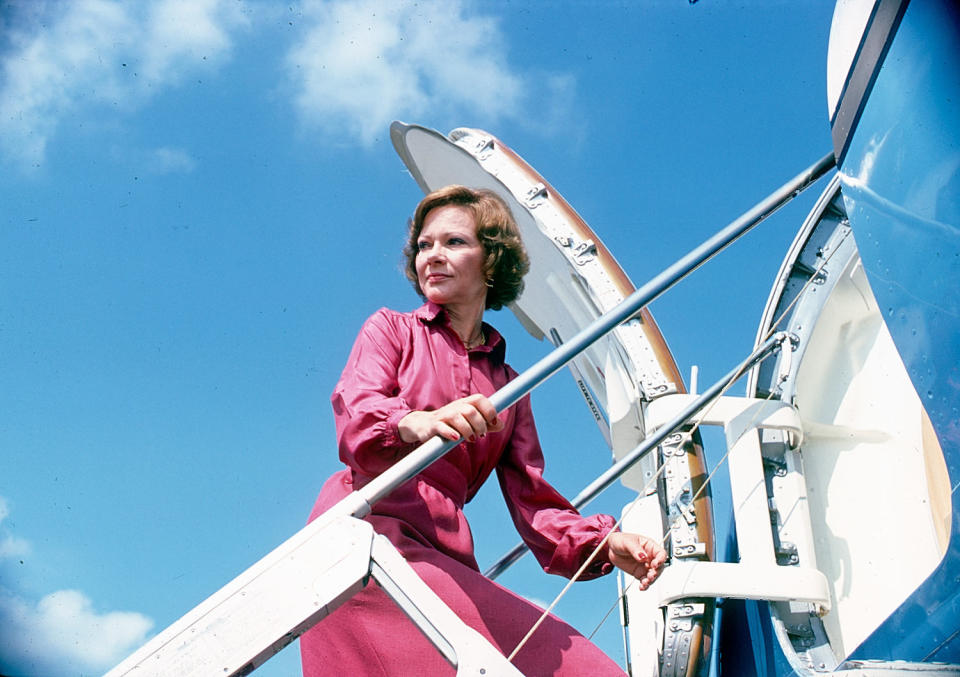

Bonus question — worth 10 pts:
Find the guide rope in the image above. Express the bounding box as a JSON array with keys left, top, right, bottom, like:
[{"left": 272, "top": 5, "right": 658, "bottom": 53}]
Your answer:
[
  {"left": 508, "top": 232, "right": 849, "bottom": 661},
  {"left": 510, "top": 350, "right": 767, "bottom": 661}
]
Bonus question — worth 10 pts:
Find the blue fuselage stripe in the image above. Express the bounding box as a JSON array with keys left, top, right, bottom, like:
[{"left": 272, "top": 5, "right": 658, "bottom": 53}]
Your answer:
[{"left": 830, "top": 0, "right": 909, "bottom": 165}]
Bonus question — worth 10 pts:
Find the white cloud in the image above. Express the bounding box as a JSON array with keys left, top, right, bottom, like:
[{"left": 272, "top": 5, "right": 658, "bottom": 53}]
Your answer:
[
  {"left": 0, "top": 498, "right": 154, "bottom": 676},
  {"left": 0, "top": 589, "right": 154, "bottom": 676},
  {"left": 0, "top": 0, "right": 249, "bottom": 169},
  {"left": 2, "top": 0, "right": 574, "bottom": 166},
  {"left": 0, "top": 497, "right": 31, "bottom": 560},
  {"left": 525, "top": 595, "right": 553, "bottom": 612},
  {"left": 140, "top": 0, "right": 238, "bottom": 84},
  {"left": 149, "top": 146, "right": 198, "bottom": 174},
  {"left": 286, "top": 0, "right": 527, "bottom": 146}
]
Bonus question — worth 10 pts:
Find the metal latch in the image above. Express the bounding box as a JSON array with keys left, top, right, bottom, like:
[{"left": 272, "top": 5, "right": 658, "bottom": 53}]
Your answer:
[
  {"left": 776, "top": 541, "right": 799, "bottom": 566},
  {"left": 673, "top": 542, "right": 707, "bottom": 559},
  {"left": 554, "top": 234, "right": 598, "bottom": 265},
  {"left": 763, "top": 458, "right": 787, "bottom": 477},
  {"left": 525, "top": 183, "right": 548, "bottom": 209},
  {"left": 572, "top": 239, "right": 597, "bottom": 265},
  {"left": 670, "top": 602, "right": 706, "bottom": 620},
  {"left": 473, "top": 136, "right": 495, "bottom": 159}
]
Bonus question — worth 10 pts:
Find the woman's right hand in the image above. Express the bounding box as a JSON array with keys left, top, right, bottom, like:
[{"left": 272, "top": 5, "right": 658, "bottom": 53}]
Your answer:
[
  {"left": 398, "top": 394, "right": 504, "bottom": 444},
  {"left": 606, "top": 532, "right": 667, "bottom": 590}
]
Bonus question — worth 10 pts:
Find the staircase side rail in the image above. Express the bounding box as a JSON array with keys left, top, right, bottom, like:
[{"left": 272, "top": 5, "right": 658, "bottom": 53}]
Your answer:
[
  {"left": 635, "top": 392, "right": 828, "bottom": 612},
  {"left": 106, "top": 514, "right": 525, "bottom": 677}
]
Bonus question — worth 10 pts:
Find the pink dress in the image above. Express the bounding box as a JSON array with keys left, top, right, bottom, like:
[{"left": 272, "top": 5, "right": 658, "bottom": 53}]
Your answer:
[{"left": 300, "top": 303, "right": 626, "bottom": 676}]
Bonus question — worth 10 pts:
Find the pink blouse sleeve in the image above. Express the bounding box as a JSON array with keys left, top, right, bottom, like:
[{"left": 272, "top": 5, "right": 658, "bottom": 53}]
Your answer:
[
  {"left": 331, "top": 310, "right": 418, "bottom": 475},
  {"left": 495, "top": 393, "right": 617, "bottom": 580}
]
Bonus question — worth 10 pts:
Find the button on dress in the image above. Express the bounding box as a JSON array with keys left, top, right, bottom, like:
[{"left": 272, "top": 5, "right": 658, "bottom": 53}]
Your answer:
[{"left": 300, "top": 303, "right": 626, "bottom": 676}]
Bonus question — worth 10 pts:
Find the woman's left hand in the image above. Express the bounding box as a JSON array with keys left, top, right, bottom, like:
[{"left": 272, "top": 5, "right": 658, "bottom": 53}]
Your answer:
[{"left": 606, "top": 532, "right": 667, "bottom": 590}]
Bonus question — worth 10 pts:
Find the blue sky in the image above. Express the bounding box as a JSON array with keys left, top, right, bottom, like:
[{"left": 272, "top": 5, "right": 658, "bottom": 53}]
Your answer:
[{"left": 0, "top": 1, "right": 837, "bottom": 674}]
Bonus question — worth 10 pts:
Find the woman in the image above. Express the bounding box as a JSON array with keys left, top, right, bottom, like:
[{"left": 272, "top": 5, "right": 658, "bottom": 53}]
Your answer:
[{"left": 300, "top": 185, "right": 666, "bottom": 676}]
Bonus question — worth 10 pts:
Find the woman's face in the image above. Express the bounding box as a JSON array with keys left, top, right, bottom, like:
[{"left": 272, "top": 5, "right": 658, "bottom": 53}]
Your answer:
[{"left": 415, "top": 205, "right": 487, "bottom": 309}]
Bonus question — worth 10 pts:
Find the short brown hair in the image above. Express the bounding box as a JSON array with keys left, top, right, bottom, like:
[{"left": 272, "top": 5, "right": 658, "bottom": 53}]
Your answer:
[{"left": 404, "top": 185, "right": 530, "bottom": 310}]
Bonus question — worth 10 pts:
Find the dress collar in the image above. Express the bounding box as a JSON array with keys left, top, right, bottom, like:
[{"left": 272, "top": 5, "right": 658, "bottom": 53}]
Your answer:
[
  {"left": 414, "top": 302, "right": 506, "bottom": 360},
  {"left": 414, "top": 301, "right": 446, "bottom": 324}
]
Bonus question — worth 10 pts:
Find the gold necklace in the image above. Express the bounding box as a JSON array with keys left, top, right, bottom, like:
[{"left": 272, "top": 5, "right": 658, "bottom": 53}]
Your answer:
[{"left": 464, "top": 330, "right": 485, "bottom": 349}]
